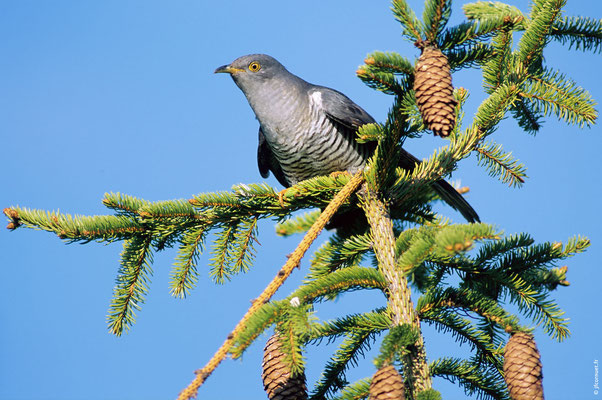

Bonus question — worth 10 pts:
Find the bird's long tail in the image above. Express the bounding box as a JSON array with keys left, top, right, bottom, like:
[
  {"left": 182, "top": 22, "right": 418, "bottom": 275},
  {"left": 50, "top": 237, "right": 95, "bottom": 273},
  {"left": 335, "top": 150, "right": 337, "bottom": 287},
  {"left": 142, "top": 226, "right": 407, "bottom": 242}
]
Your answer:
[
  {"left": 431, "top": 179, "right": 480, "bottom": 223},
  {"left": 399, "top": 148, "right": 480, "bottom": 223}
]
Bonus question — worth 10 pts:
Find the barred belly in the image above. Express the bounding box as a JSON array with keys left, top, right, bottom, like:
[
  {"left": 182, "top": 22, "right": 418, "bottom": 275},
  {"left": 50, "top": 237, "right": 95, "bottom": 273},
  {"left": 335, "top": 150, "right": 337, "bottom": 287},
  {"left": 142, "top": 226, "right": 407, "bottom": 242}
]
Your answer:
[
  {"left": 268, "top": 117, "right": 367, "bottom": 185},
  {"left": 251, "top": 81, "right": 369, "bottom": 186}
]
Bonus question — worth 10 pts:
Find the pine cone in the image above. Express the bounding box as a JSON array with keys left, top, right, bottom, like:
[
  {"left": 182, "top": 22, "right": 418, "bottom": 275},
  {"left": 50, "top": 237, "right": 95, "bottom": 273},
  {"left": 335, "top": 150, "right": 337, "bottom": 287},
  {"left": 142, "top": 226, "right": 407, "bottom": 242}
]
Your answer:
[
  {"left": 413, "top": 43, "right": 457, "bottom": 137},
  {"left": 503, "top": 332, "right": 544, "bottom": 400},
  {"left": 262, "top": 334, "right": 307, "bottom": 400},
  {"left": 369, "top": 365, "right": 406, "bottom": 400}
]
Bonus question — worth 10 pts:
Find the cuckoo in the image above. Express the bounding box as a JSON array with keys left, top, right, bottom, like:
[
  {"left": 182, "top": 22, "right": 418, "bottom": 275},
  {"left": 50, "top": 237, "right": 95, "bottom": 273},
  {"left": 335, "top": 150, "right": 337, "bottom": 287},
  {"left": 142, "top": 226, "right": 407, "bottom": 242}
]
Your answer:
[{"left": 215, "top": 54, "right": 479, "bottom": 223}]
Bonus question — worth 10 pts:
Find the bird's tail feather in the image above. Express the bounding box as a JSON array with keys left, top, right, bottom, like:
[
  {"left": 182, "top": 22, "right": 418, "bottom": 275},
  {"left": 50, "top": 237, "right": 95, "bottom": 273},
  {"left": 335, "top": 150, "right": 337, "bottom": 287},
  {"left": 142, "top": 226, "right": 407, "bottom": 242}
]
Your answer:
[
  {"left": 432, "top": 179, "right": 480, "bottom": 223},
  {"left": 399, "top": 148, "right": 480, "bottom": 223}
]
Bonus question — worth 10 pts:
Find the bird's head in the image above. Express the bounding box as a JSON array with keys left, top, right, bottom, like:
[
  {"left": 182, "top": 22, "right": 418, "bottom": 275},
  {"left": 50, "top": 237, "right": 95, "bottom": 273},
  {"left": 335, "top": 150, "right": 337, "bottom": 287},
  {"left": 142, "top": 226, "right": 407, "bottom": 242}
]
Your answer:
[{"left": 215, "top": 54, "right": 294, "bottom": 95}]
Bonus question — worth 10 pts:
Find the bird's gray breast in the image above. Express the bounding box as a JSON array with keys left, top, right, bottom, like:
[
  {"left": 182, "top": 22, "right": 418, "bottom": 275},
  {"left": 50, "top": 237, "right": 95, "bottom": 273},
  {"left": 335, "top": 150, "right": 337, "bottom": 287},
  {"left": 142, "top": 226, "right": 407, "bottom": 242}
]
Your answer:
[{"left": 254, "top": 88, "right": 367, "bottom": 185}]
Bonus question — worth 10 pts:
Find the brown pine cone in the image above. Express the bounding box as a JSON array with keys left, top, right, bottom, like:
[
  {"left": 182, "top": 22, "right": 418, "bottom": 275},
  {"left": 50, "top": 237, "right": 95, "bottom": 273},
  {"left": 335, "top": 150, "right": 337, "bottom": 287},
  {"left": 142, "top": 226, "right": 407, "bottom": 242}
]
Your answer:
[
  {"left": 262, "top": 334, "right": 307, "bottom": 400},
  {"left": 503, "top": 332, "right": 544, "bottom": 400},
  {"left": 369, "top": 365, "right": 406, "bottom": 400},
  {"left": 413, "top": 42, "right": 457, "bottom": 137}
]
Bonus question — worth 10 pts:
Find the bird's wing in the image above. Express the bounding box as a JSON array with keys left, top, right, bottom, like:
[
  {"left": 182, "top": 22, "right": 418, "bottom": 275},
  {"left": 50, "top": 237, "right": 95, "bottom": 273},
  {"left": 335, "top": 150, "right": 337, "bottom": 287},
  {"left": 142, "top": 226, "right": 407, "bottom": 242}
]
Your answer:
[
  {"left": 315, "top": 87, "right": 480, "bottom": 223},
  {"left": 310, "top": 86, "right": 378, "bottom": 158},
  {"left": 257, "top": 127, "right": 289, "bottom": 187},
  {"left": 311, "top": 86, "right": 376, "bottom": 130}
]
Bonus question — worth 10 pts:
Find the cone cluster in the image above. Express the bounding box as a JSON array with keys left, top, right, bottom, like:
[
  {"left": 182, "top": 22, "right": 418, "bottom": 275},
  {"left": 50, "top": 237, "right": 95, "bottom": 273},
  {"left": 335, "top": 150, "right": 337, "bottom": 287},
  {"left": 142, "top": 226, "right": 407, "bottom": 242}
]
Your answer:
[
  {"left": 262, "top": 334, "right": 307, "bottom": 400},
  {"left": 369, "top": 365, "right": 406, "bottom": 400},
  {"left": 413, "top": 43, "right": 457, "bottom": 137},
  {"left": 503, "top": 332, "right": 544, "bottom": 400}
]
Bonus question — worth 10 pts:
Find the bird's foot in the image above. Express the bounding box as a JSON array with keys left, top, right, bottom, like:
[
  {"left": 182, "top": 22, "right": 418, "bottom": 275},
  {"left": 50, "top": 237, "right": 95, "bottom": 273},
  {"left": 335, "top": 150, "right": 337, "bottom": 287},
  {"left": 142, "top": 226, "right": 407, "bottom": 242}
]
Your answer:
[
  {"left": 329, "top": 170, "right": 352, "bottom": 180},
  {"left": 278, "top": 189, "right": 288, "bottom": 208}
]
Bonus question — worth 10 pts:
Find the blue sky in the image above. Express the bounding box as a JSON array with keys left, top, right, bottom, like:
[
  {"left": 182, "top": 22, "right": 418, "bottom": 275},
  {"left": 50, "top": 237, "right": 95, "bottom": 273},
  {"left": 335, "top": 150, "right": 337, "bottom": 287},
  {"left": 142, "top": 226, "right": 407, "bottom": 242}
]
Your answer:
[{"left": 1, "top": 1, "right": 601, "bottom": 399}]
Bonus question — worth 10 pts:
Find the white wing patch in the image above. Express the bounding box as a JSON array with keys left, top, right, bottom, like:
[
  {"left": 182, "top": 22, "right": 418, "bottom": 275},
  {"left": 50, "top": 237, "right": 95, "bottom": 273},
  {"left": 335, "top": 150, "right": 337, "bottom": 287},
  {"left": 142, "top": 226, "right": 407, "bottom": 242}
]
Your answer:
[{"left": 309, "top": 90, "right": 323, "bottom": 110}]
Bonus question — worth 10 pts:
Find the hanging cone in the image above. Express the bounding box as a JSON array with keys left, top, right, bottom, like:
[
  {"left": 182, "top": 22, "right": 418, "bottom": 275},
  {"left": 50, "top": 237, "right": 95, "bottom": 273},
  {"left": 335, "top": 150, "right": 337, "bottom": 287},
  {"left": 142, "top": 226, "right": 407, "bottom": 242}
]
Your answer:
[
  {"left": 369, "top": 365, "right": 406, "bottom": 400},
  {"left": 262, "top": 334, "right": 307, "bottom": 400},
  {"left": 413, "top": 42, "right": 457, "bottom": 137},
  {"left": 503, "top": 332, "right": 544, "bottom": 400}
]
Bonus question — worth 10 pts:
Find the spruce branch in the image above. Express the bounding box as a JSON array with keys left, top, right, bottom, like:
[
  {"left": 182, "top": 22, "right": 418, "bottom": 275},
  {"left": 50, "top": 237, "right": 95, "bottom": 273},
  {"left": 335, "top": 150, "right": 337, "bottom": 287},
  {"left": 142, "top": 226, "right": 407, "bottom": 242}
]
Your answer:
[
  {"left": 107, "top": 235, "right": 154, "bottom": 336},
  {"left": 209, "top": 222, "right": 239, "bottom": 284},
  {"left": 518, "top": 0, "right": 565, "bottom": 71},
  {"left": 233, "top": 217, "right": 259, "bottom": 269},
  {"left": 177, "top": 170, "right": 365, "bottom": 400},
  {"left": 356, "top": 65, "right": 406, "bottom": 96},
  {"left": 431, "top": 223, "right": 499, "bottom": 255},
  {"left": 446, "top": 43, "right": 495, "bottom": 71},
  {"left": 276, "top": 210, "right": 320, "bottom": 236},
  {"left": 418, "top": 287, "right": 521, "bottom": 335},
  {"left": 492, "top": 274, "right": 570, "bottom": 340},
  {"left": 519, "top": 70, "right": 598, "bottom": 128},
  {"left": 307, "top": 309, "right": 391, "bottom": 344},
  {"left": 560, "top": 235, "right": 591, "bottom": 256},
  {"left": 398, "top": 94, "right": 428, "bottom": 137},
  {"left": 473, "top": 82, "right": 521, "bottom": 135},
  {"left": 138, "top": 198, "right": 200, "bottom": 220},
  {"left": 473, "top": 233, "right": 535, "bottom": 266},
  {"left": 475, "top": 140, "right": 527, "bottom": 187},
  {"left": 482, "top": 29, "right": 513, "bottom": 92},
  {"left": 276, "top": 304, "right": 313, "bottom": 374},
  {"left": 188, "top": 176, "right": 357, "bottom": 217},
  {"left": 208, "top": 216, "right": 259, "bottom": 284},
  {"left": 392, "top": 0, "right": 423, "bottom": 42},
  {"left": 170, "top": 227, "right": 206, "bottom": 298},
  {"left": 330, "top": 377, "right": 371, "bottom": 400},
  {"left": 439, "top": 16, "right": 522, "bottom": 51},
  {"left": 189, "top": 189, "right": 247, "bottom": 210},
  {"left": 416, "top": 389, "right": 443, "bottom": 400},
  {"left": 551, "top": 15, "right": 602, "bottom": 53},
  {"left": 443, "top": 235, "right": 583, "bottom": 341},
  {"left": 423, "top": 0, "right": 453, "bottom": 44},
  {"left": 463, "top": 1, "right": 525, "bottom": 24},
  {"left": 396, "top": 227, "right": 437, "bottom": 273},
  {"left": 430, "top": 357, "right": 509, "bottom": 400},
  {"left": 387, "top": 125, "right": 482, "bottom": 213},
  {"left": 310, "top": 330, "right": 377, "bottom": 400},
  {"left": 294, "top": 266, "right": 387, "bottom": 305},
  {"left": 493, "top": 237, "right": 587, "bottom": 275},
  {"left": 102, "top": 192, "right": 151, "bottom": 215},
  {"left": 374, "top": 324, "right": 420, "bottom": 368},
  {"left": 529, "top": 0, "right": 552, "bottom": 28},
  {"left": 229, "top": 301, "right": 286, "bottom": 359},
  {"left": 364, "top": 51, "right": 414, "bottom": 76},
  {"left": 278, "top": 174, "right": 364, "bottom": 208},
  {"left": 356, "top": 122, "right": 387, "bottom": 144},
  {"left": 509, "top": 98, "right": 544, "bottom": 133},
  {"left": 366, "top": 96, "right": 414, "bottom": 195},
  {"left": 3, "top": 207, "right": 144, "bottom": 243},
  {"left": 420, "top": 308, "right": 504, "bottom": 369},
  {"left": 307, "top": 233, "right": 372, "bottom": 282}
]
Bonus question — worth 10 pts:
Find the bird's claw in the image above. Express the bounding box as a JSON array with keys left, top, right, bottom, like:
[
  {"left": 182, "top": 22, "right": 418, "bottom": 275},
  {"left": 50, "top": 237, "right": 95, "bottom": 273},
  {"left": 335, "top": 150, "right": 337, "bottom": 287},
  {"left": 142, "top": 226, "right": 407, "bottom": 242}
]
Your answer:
[
  {"left": 330, "top": 171, "right": 352, "bottom": 180},
  {"left": 278, "top": 189, "right": 288, "bottom": 208}
]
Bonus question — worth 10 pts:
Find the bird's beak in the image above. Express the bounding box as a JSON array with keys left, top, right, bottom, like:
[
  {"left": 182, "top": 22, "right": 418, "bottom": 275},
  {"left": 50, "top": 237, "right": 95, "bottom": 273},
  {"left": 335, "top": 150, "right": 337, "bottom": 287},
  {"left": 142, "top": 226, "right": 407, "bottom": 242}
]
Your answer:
[{"left": 214, "top": 64, "right": 245, "bottom": 74}]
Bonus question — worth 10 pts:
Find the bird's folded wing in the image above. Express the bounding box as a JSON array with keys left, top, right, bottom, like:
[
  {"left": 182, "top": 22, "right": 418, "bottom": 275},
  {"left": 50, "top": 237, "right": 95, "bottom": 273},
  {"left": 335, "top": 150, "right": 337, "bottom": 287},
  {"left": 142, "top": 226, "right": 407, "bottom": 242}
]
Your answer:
[
  {"left": 257, "top": 127, "right": 289, "bottom": 187},
  {"left": 311, "top": 86, "right": 376, "bottom": 130}
]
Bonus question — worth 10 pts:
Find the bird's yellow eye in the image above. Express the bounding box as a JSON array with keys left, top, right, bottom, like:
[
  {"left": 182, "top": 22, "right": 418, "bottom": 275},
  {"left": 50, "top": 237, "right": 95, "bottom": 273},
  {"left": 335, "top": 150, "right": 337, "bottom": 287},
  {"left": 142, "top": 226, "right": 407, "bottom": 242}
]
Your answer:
[{"left": 249, "top": 62, "right": 261, "bottom": 72}]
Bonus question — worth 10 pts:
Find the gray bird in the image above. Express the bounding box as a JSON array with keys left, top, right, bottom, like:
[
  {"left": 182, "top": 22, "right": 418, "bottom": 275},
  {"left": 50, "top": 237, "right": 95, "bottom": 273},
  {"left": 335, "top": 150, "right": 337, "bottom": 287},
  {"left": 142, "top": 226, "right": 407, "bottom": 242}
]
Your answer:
[{"left": 215, "top": 54, "right": 479, "bottom": 223}]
